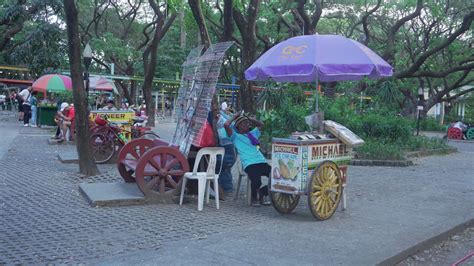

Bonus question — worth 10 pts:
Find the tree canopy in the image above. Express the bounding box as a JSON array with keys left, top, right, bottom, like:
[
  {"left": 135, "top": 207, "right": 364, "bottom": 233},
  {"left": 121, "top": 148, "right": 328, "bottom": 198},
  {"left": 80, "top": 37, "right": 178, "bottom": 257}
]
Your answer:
[{"left": 0, "top": 0, "right": 472, "bottom": 117}]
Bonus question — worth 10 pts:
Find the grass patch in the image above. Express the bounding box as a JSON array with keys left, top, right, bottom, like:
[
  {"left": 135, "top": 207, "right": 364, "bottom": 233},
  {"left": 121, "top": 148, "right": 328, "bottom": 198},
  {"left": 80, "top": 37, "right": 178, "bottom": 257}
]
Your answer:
[
  {"left": 400, "top": 136, "right": 449, "bottom": 152},
  {"left": 355, "top": 136, "right": 449, "bottom": 160},
  {"left": 354, "top": 140, "right": 404, "bottom": 160}
]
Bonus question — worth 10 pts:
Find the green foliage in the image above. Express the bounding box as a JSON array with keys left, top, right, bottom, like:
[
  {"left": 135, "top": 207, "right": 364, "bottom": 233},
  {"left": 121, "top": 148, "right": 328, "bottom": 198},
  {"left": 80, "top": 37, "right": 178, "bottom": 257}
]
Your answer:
[
  {"left": 354, "top": 140, "right": 404, "bottom": 160},
  {"left": 318, "top": 95, "right": 355, "bottom": 125},
  {"left": 257, "top": 89, "right": 311, "bottom": 156},
  {"left": 419, "top": 117, "right": 445, "bottom": 132},
  {"left": 346, "top": 113, "right": 414, "bottom": 142},
  {"left": 8, "top": 23, "right": 65, "bottom": 76},
  {"left": 400, "top": 136, "right": 448, "bottom": 152},
  {"left": 318, "top": 95, "right": 413, "bottom": 142},
  {"left": 354, "top": 136, "right": 448, "bottom": 160},
  {"left": 373, "top": 80, "right": 403, "bottom": 108},
  {"left": 257, "top": 84, "right": 308, "bottom": 110}
]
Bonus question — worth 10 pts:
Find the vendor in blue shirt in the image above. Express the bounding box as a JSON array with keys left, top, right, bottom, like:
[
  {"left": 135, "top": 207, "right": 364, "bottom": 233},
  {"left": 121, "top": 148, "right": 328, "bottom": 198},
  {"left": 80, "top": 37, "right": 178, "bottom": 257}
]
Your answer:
[{"left": 224, "top": 112, "right": 271, "bottom": 206}]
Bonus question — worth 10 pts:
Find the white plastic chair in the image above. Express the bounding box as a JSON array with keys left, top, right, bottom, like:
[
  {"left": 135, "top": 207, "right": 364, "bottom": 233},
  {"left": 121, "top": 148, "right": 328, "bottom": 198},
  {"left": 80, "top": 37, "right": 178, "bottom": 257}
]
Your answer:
[
  {"left": 179, "top": 147, "right": 225, "bottom": 211},
  {"left": 234, "top": 155, "right": 270, "bottom": 206},
  {"left": 234, "top": 156, "right": 252, "bottom": 205}
]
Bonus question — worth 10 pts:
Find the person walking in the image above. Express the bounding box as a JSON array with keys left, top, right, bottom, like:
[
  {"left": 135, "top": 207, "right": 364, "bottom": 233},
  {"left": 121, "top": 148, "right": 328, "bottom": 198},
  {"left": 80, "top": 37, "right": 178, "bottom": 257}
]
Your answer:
[
  {"left": 30, "top": 91, "right": 38, "bottom": 127},
  {"left": 18, "top": 87, "right": 33, "bottom": 126}
]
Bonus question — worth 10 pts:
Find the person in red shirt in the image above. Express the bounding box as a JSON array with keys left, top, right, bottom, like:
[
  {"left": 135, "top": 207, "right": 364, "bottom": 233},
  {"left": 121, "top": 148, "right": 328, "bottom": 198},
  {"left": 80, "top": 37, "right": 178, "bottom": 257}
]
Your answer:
[{"left": 56, "top": 103, "right": 75, "bottom": 141}]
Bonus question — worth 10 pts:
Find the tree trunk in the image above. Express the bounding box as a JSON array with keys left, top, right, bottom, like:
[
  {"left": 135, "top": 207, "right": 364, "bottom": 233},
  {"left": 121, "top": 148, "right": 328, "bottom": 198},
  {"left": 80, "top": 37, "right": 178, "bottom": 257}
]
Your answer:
[
  {"left": 222, "top": 0, "right": 234, "bottom": 41},
  {"left": 63, "top": 0, "right": 99, "bottom": 176},
  {"left": 142, "top": 1, "right": 177, "bottom": 127},
  {"left": 238, "top": 26, "right": 257, "bottom": 112},
  {"left": 188, "top": 0, "right": 212, "bottom": 47},
  {"left": 179, "top": 4, "right": 186, "bottom": 48},
  {"left": 142, "top": 24, "right": 160, "bottom": 127},
  {"left": 233, "top": 0, "right": 260, "bottom": 113}
]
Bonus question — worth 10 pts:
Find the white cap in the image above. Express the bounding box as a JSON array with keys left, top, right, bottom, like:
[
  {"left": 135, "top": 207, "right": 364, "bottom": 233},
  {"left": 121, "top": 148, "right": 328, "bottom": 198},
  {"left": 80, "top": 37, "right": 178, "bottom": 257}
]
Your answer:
[{"left": 60, "top": 102, "right": 69, "bottom": 111}]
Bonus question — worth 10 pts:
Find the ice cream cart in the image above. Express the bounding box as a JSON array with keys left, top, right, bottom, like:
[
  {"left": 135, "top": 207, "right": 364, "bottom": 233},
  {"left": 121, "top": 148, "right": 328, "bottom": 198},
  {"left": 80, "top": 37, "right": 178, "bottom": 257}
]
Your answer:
[{"left": 270, "top": 120, "right": 364, "bottom": 220}]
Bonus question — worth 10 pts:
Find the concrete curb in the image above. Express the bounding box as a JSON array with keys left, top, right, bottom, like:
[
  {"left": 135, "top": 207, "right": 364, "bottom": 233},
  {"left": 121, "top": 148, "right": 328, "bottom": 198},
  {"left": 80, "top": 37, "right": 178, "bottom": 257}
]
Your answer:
[
  {"left": 377, "top": 218, "right": 474, "bottom": 265},
  {"left": 448, "top": 139, "right": 474, "bottom": 143},
  {"left": 350, "top": 159, "right": 413, "bottom": 167}
]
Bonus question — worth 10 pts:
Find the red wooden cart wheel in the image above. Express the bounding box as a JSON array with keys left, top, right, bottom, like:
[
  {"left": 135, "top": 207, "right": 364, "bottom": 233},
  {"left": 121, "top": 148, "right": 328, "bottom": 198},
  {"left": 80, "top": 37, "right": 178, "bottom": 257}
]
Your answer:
[
  {"left": 134, "top": 146, "right": 189, "bottom": 200},
  {"left": 447, "top": 127, "right": 463, "bottom": 140},
  {"left": 117, "top": 138, "right": 154, "bottom": 183}
]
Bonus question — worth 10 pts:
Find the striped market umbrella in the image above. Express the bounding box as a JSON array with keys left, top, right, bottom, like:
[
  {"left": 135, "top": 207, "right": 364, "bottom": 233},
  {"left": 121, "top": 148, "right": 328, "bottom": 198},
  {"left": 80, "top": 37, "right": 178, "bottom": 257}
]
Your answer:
[
  {"left": 32, "top": 74, "right": 73, "bottom": 93},
  {"left": 89, "top": 76, "right": 119, "bottom": 94}
]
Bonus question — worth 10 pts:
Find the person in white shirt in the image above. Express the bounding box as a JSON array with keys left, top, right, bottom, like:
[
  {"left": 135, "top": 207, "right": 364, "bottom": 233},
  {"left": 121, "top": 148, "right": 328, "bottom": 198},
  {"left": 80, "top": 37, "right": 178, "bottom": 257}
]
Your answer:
[
  {"left": 221, "top": 98, "right": 228, "bottom": 112},
  {"left": 18, "top": 87, "right": 33, "bottom": 126}
]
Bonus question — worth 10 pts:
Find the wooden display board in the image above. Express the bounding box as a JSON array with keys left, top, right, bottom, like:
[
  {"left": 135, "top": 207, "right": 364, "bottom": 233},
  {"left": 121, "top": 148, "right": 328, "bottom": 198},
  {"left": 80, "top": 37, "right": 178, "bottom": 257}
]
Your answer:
[{"left": 323, "top": 120, "right": 364, "bottom": 147}]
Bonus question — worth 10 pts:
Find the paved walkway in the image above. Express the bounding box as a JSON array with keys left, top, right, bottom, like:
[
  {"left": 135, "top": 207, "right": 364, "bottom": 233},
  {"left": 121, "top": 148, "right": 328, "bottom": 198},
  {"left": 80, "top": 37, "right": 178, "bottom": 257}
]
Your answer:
[{"left": 0, "top": 110, "right": 472, "bottom": 265}]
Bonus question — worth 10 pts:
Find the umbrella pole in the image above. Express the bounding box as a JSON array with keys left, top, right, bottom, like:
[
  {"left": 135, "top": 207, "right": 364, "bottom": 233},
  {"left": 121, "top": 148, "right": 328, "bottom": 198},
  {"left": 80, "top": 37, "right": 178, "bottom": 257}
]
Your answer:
[{"left": 315, "top": 77, "right": 319, "bottom": 113}]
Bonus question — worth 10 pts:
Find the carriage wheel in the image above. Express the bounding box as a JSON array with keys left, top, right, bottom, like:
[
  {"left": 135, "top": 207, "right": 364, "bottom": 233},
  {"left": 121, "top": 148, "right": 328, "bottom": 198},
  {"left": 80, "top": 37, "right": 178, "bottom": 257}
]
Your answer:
[
  {"left": 140, "top": 131, "right": 161, "bottom": 140},
  {"left": 465, "top": 128, "right": 474, "bottom": 140},
  {"left": 269, "top": 175, "right": 300, "bottom": 214},
  {"left": 308, "top": 161, "right": 342, "bottom": 220},
  {"left": 117, "top": 138, "right": 155, "bottom": 183},
  {"left": 270, "top": 192, "right": 300, "bottom": 214},
  {"left": 447, "top": 128, "right": 463, "bottom": 140},
  {"left": 135, "top": 146, "right": 189, "bottom": 201},
  {"left": 90, "top": 133, "right": 115, "bottom": 164}
]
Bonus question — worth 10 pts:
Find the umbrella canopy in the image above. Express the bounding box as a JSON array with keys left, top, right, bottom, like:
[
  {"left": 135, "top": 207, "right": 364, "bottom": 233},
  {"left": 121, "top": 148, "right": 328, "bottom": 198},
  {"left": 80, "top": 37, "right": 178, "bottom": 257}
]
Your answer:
[
  {"left": 89, "top": 76, "right": 119, "bottom": 94},
  {"left": 32, "top": 74, "right": 72, "bottom": 93},
  {"left": 245, "top": 34, "right": 393, "bottom": 83}
]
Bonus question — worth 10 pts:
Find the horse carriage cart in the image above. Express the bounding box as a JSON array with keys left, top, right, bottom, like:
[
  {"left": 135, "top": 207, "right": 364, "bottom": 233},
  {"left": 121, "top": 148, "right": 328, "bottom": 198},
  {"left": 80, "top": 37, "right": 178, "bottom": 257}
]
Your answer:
[{"left": 114, "top": 42, "right": 233, "bottom": 202}]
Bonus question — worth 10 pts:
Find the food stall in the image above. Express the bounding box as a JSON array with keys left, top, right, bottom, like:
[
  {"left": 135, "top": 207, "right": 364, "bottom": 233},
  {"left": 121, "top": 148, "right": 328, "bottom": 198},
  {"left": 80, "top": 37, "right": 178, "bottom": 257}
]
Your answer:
[
  {"left": 37, "top": 102, "right": 58, "bottom": 127},
  {"left": 270, "top": 120, "right": 364, "bottom": 220}
]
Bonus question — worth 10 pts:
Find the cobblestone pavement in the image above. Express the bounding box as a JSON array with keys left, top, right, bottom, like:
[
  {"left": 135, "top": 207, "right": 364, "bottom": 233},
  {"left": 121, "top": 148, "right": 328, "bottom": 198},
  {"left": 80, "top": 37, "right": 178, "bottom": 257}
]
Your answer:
[
  {"left": 0, "top": 111, "right": 473, "bottom": 265},
  {"left": 0, "top": 113, "right": 280, "bottom": 264}
]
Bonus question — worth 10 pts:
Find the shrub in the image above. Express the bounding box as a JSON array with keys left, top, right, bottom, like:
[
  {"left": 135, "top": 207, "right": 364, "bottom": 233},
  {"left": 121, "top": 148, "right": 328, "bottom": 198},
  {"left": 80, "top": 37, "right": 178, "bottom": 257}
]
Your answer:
[
  {"left": 354, "top": 140, "right": 404, "bottom": 160},
  {"left": 344, "top": 113, "right": 413, "bottom": 142},
  {"left": 400, "top": 136, "right": 448, "bottom": 151},
  {"left": 419, "top": 117, "right": 445, "bottom": 132}
]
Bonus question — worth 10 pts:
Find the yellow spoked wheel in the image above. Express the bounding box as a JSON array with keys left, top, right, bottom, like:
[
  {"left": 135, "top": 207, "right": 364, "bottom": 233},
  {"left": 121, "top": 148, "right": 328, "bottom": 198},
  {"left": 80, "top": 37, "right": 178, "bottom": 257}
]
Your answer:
[
  {"left": 308, "top": 161, "right": 342, "bottom": 220},
  {"left": 270, "top": 192, "right": 300, "bottom": 214}
]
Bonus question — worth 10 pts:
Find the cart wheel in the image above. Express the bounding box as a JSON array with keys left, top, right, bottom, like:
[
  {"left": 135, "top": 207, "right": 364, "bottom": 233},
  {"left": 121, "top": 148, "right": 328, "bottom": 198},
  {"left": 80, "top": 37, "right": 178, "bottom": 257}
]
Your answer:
[
  {"left": 141, "top": 131, "right": 160, "bottom": 140},
  {"left": 90, "top": 133, "right": 115, "bottom": 164},
  {"left": 308, "top": 161, "right": 342, "bottom": 220},
  {"left": 135, "top": 146, "right": 189, "bottom": 201},
  {"left": 447, "top": 127, "right": 463, "bottom": 140},
  {"left": 465, "top": 128, "right": 474, "bottom": 140},
  {"left": 117, "top": 138, "right": 154, "bottom": 183},
  {"left": 270, "top": 192, "right": 300, "bottom": 214}
]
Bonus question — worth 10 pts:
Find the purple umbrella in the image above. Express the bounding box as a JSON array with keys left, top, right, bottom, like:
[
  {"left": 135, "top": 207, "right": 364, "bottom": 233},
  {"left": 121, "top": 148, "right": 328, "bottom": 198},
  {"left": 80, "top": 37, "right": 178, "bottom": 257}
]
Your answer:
[
  {"left": 245, "top": 34, "right": 393, "bottom": 112},
  {"left": 245, "top": 34, "right": 393, "bottom": 82}
]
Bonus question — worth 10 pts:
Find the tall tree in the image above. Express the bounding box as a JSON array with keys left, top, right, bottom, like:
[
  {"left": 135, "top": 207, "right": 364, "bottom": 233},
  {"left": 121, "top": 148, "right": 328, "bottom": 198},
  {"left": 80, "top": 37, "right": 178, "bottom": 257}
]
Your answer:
[
  {"left": 188, "top": 0, "right": 211, "bottom": 48},
  {"left": 0, "top": 0, "right": 65, "bottom": 75},
  {"left": 63, "top": 0, "right": 99, "bottom": 176},
  {"left": 233, "top": 0, "right": 260, "bottom": 113},
  {"left": 141, "top": 0, "right": 177, "bottom": 126}
]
